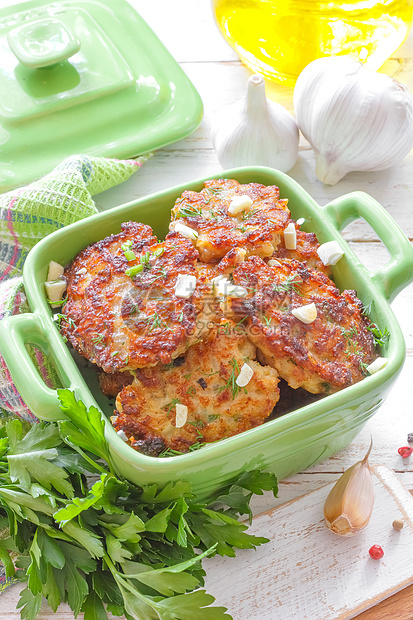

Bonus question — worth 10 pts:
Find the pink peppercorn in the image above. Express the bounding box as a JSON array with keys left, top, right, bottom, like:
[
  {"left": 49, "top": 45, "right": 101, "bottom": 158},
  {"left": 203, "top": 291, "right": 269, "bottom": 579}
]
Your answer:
[
  {"left": 369, "top": 545, "right": 384, "bottom": 560},
  {"left": 398, "top": 446, "right": 413, "bottom": 458}
]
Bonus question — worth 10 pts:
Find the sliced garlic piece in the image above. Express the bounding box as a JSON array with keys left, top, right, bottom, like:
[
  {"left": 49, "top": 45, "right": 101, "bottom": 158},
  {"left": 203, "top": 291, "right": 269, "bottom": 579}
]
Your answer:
[
  {"left": 76, "top": 267, "right": 88, "bottom": 275},
  {"left": 117, "top": 430, "right": 128, "bottom": 441},
  {"left": 225, "top": 284, "right": 248, "bottom": 298},
  {"left": 317, "top": 241, "right": 344, "bottom": 266},
  {"left": 366, "top": 357, "right": 388, "bottom": 374},
  {"left": 234, "top": 247, "right": 247, "bottom": 263},
  {"left": 215, "top": 277, "right": 230, "bottom": 297},
  {"left": 47, "top": 260, "right": 64, "bottom": 281},
  {"left": 175, "top": 403, "right": 188, "bottom": 428},
  {"left": 292, "top": 302, "right": 317, "bottom": 324},
  {"left": 44, "top": 280, "right": 67, "bottom": 305},
  {"left": 228, "top": 195, "right": 253, "bottom": 215},
  {"left": 173, "top": 221, "right": 199, "bottom": 240},
  {"left": 236, "top": 363, "right": 254, "bottom": 387},
  {"left": 284, "top": 222, "right": 297, "bottom": 250},
  {"left": 174, "top": 273, "right": 197, "bottom": 299},
  {"left": 268, "top": 259, "right": 281, "bottom": 267},
  {"left": 211, "top": 275, "right": 226, "bottom": 296}
]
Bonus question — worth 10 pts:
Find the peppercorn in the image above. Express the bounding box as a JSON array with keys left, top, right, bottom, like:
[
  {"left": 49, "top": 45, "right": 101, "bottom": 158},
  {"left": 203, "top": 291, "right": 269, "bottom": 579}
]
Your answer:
[
  {"left": 398, "top": 446, "right": 413, "bottom": 458},
  {"left": 392, "top": 519, "right": 404, "bottom": 531},
  {"left": 369, "top": 545, "right": 384, "bottom": 560}
]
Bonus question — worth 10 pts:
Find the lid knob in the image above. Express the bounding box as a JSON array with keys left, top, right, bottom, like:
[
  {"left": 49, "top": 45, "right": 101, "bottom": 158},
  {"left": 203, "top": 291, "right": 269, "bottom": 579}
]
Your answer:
[{"left": 8, "top": 17, "right": 80, "bottom": 69}]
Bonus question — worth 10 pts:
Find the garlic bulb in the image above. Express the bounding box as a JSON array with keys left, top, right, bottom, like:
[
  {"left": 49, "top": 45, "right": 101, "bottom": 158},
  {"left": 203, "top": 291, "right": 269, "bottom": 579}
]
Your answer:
[
  {"left": 324, "top": 440, "right": 374, "bottom": 537},
  {"left": 211, "top": 74, "right": 299, "bottom": 172},
  {"left": 294, "top": 57, "right": 413, "bottom": 185}
]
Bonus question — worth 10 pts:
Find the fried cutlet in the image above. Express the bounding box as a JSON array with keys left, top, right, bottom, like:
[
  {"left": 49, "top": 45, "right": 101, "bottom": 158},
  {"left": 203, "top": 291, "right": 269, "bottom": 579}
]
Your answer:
[
  {"left": 62, "top": 225, "right": 212, "bottom": 372},
  {"left": 225, "top": 256, "right": 377, "bottom": 394},
  {"left": 113, "top": 323, "right": 280, "bottom": 455},
  {"left": 170, "top": 178, "right": 290, "bottom": 262}
]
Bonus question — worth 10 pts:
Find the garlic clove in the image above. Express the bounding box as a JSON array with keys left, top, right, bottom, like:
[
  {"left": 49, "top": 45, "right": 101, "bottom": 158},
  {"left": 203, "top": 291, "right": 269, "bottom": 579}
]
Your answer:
[
  {"left": 172, "top": 221, "right": 199, "bottom": 240},
  {"left": 291, "top": 302, "right": 317, "bottom": 324},
  {"left": 283, "top": 222, "right": 297, "bottom": 250},
  {"left": 228, "top": 195, "right": 253, "bottom": 215},
  {"left": 294, "top": 57, "right": 413, "bottom": 184},
  {"left": 236, "top": 363, "right": 254, "bottom": 387},
  {"left": 47, "top": 260, "right": 64, "bottom": 281},
  {"left": 316, "top": 240, "right": 344, "bottom": 266},
  {"left": 117, "top": 429, "right": 128, "bottom": 441},
  {"left": 174, "top": 273, "right": 197, "bottom": 299},
  {"left": 366, "top": 357, "right": 388, "bottom": 375},
  {"left": 45, "top": 279, "right": 67, "bottom": 305},
  {"left": 324, "top": 439, "right": 374, "bottom": 536},
  {"left": 175, "top": 403, "right": 188, "bottom": 428},
  {"left": 211, "top": 74, "right": 299, "bottom": 172}
]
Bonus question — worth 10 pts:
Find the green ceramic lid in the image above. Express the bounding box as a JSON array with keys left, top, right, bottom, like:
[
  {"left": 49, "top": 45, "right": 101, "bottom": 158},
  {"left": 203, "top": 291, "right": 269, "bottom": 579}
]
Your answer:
[{"left": 0, "top": 0, "right": 203, "bottom": 191}]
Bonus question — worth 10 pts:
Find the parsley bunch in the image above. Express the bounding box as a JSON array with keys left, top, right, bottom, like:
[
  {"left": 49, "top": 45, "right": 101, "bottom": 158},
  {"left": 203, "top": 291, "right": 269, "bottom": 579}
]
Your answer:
[{"left": 0, "top": 389, "right": 277, "bottom": 620}]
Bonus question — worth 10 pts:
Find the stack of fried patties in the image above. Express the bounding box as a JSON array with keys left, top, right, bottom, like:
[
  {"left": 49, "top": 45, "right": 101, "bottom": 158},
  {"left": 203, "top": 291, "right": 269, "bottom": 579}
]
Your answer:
[{"left": 62, "top": 179, "right": 377, "bottom": 455}]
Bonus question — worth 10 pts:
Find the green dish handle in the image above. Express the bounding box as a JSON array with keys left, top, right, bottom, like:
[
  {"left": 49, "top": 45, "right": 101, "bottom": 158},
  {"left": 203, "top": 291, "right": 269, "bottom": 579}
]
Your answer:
[
  {"left": 0, "top": 312, "right": 80, "bottom": 420},
  {"left": 324, "top": 191, "right": 413, "bottom": 303}
]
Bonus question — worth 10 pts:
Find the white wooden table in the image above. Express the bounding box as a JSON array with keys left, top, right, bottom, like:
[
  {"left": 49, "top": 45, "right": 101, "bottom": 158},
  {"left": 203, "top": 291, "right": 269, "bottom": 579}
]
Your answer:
[{"left": 3, "top": 0, "right": 413, "bottom": 618}]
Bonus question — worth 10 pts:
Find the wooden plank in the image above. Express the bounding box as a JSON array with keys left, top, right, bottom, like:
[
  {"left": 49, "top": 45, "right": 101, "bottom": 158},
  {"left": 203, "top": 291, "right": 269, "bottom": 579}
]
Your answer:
[
  {"left": 355, "top": 584, "right": 413, "bottom": 620},
  {"left": 204, "top": 466, "right": 413, "bottom": 620}
]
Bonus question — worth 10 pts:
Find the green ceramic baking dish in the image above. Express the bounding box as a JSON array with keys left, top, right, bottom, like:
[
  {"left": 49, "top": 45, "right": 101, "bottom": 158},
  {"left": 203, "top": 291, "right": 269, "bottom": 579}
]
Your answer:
[{"left": 0, "top": 167, "right": 412, "bottom": 499}]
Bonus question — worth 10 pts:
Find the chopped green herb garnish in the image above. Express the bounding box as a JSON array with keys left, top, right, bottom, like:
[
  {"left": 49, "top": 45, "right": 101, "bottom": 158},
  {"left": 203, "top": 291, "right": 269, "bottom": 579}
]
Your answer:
[
  {"left": 53, "top": 313, "right": 76, "bottom": 332},
  {"left": 273, "top": 275, "right": 302, "bottom": 296},
  {"left": 187, "top": 385, "right": 196, "bottom": 395},
  {"left": 203, "top": 187, "right": 224, "bottom": 204},
  {"left": 46, "top": 298, "right": 66, "bottom": 307},
  {"left": 176, "top": 204, "right": 203, "bottom": 218},
  {"left": 141, "top": 312, "right": 171, "bottom": 333},
  {"left": 128, "top": 302, "right": 140, "bottom": 316},
  {"left": 208, "top": 414, "right": 220, "bottom": 423},
  {"left": 242, "top": 207, "right": 259, "bottom": 221},
  {"left": 216, "top": 357, "right": 247, "bottom": 400},
  {"left": 91, "top": 333, "right": 104, "bottom": 344},
  {"left": 164, "top": 398, "right": 181, "bottom": 416},
  {"left": 367, "top": 324, "right": 390, "bottom": 347},
  {"left": 140, "top": 250, "right": 151, "bottom": 266},
  {"left": 125, "top": 263, "right": 144, "bottom": 277},
  {"left": 121, "top": 240, "right": 136, "bottom": 262},
  {"left": 262, "top": 316, "right": 272, "bottom": 327},
  {"left": 362, "top": 300, "right": 374, "bottom": 315},
  {"left": 188, "top": 419, "right": 205, "bottom": 429},
  {"left": 153, "top": 247, "right": 165, "bottom": 258}
]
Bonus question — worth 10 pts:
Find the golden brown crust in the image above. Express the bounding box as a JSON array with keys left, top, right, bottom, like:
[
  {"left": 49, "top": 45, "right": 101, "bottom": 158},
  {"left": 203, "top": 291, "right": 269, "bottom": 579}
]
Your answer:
[
  {"left": 62, "top": 226, "right": 210, "bottom": 372},
  {"left": 97, "top": 370, "right": 134, "bottom": 398},
  {"left": 114, "top": 324, "right": 280, "bottom": 455},
  {"left": 271, "top": 223, "right": 331, "bottom": 275},
  {"left": 170, "top": 178, "right": 290, "bottom": 262},
  {"left": 60, "top": 179, "right": 379, "bottom": 457},
  {"left": 225, "top": 256, "right": 376, "bottom": 394}
]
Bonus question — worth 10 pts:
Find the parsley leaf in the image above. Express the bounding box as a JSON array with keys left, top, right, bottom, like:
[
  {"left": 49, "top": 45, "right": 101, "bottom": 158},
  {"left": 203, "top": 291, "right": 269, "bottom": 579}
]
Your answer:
[{"left": 0, "top": 389, "right": 278, "bottom": 620}]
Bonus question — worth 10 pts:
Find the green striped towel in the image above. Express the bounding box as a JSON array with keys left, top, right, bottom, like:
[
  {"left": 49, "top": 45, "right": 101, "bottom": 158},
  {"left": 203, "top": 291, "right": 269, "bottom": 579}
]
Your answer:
[
  {"left": 0, "top": 153, "right": 150, "bottom": 421},
  {"left": 0, "top": 153, "right": 150, "bottom": 592}
]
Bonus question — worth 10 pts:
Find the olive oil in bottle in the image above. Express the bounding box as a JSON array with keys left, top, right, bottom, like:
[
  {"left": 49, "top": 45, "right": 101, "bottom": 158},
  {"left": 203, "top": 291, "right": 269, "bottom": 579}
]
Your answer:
[{"left": 212, "top": 0, "right": 413, "bottom": 84}]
